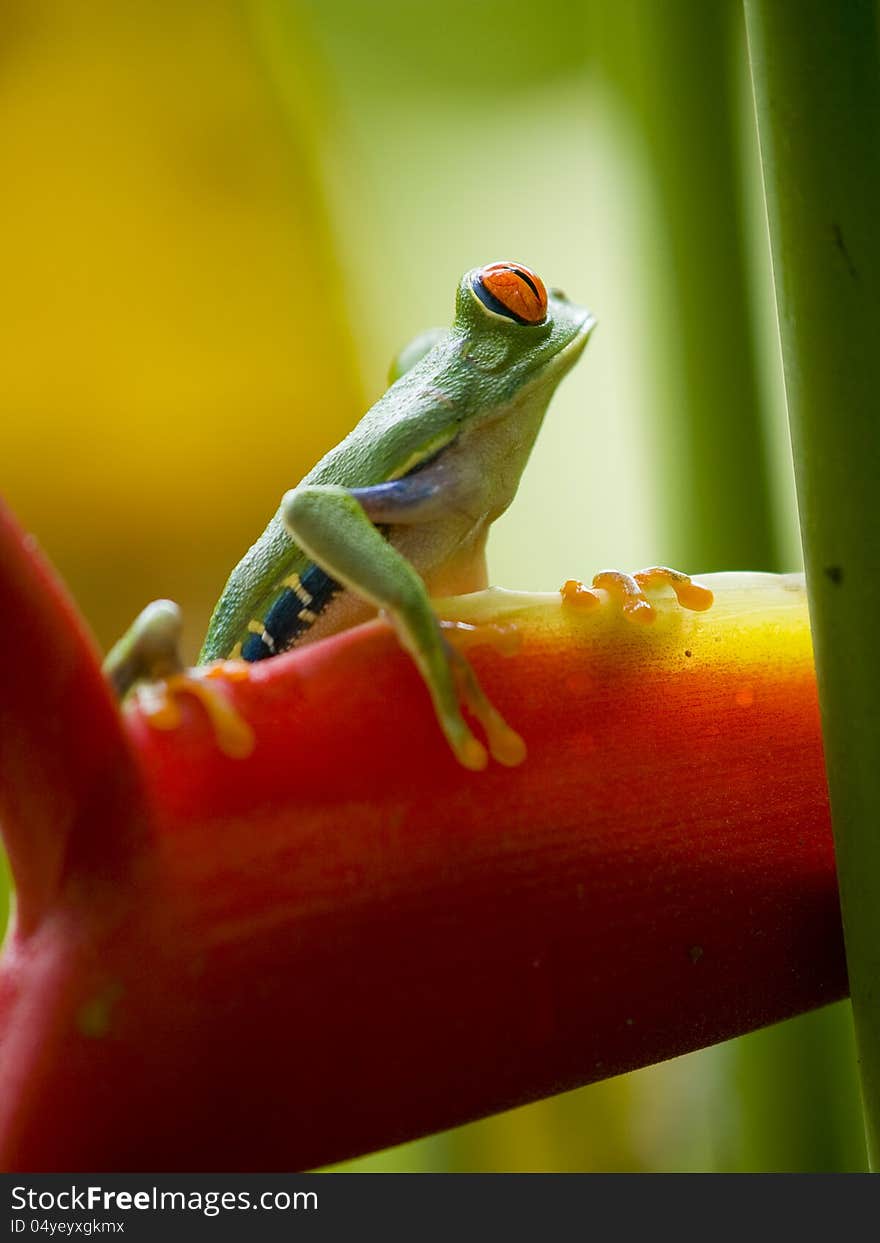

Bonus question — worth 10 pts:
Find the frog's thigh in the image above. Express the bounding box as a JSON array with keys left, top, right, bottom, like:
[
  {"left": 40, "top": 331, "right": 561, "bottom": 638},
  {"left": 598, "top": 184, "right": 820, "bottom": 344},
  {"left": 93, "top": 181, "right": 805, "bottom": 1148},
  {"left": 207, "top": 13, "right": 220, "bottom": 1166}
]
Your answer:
[{"left": 282, "top": 484, "right": 487, "bottom": 769}]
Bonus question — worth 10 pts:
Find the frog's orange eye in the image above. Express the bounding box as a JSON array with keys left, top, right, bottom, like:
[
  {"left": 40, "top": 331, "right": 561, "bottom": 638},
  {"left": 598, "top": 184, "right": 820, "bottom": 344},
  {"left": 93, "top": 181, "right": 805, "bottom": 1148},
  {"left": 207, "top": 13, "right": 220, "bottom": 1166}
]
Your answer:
[{"left": 472, "top": 261, "right": 548, "bottom": 325}]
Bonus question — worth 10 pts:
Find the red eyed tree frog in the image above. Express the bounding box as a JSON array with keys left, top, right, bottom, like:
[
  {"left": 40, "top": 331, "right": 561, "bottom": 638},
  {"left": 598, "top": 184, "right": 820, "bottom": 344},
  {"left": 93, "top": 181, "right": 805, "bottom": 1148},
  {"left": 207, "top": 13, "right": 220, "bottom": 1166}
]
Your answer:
[{"left": 104, "top": 261, "right": 711, "bottom": 769}]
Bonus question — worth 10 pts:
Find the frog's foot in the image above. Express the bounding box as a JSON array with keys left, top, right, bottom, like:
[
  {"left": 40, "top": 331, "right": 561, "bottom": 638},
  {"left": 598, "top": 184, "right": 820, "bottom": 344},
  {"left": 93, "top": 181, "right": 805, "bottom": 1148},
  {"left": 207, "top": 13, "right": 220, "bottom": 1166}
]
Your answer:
[
  {"left": 439, "top": 617, "right": 522, "bottom": 658},
  {"left": 561, "top": 566, "right": 714, "bottom": 624},
  {"left": 135, "top": 662, "right": 255, "bottom": 759},
  {"left": 443, "top": 639, "right": 527, "bottom": 769}
]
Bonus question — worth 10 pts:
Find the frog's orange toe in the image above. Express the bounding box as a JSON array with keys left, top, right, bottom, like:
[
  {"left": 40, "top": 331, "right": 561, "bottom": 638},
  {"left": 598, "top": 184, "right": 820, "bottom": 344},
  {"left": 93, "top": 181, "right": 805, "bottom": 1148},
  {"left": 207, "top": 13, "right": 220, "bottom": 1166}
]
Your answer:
[
  {"left": 559, "top": 578, "right": 602, "bottom": 610},
  {"left": 633, "top": 567, "right": 715, "bottom": 613},
  {"left": 561, "top": 567, "right": 714, "bottom": 624},
  {"left": 135, "top": 667, "right": 255, "bottom": 759}
]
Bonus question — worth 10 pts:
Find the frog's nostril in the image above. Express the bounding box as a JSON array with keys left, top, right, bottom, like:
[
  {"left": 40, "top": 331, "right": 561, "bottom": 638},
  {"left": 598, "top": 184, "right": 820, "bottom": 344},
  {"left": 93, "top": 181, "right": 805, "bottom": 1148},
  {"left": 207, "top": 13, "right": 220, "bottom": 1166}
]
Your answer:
[{"left": 550, "top": 287, "right": 568, "bottom": 301}]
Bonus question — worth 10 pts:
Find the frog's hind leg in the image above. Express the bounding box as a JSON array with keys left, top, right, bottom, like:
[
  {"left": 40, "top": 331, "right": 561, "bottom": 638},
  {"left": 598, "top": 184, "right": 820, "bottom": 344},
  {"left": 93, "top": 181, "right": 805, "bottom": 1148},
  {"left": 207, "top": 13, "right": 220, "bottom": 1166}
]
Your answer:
[
  {"left": 103, "top": 599, "right": 185, "bottom": 696},
  {"left": 103, "top": 600, "right": 254, "bottom": 758},
  {"left": 561, "top": 566, "right": 714, "bottom": 623}
]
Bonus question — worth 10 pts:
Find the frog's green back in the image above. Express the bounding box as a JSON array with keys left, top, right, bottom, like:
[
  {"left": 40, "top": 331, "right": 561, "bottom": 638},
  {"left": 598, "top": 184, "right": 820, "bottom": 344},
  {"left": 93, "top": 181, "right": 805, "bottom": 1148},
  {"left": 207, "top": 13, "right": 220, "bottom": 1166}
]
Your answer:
[
  {"left": 198, "top": 331, "right": 467, "bottom": 661},
  {"left": 199, "top": 263, "right": 594, "bottom": 663}
]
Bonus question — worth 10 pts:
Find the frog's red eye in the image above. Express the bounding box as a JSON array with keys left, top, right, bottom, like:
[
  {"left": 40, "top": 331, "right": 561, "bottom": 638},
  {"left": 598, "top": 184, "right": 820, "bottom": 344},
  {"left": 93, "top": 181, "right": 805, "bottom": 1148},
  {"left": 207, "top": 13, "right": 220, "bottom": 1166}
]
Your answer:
[{"left": 472, "top": 261, "right": 548, "bottom": 325}]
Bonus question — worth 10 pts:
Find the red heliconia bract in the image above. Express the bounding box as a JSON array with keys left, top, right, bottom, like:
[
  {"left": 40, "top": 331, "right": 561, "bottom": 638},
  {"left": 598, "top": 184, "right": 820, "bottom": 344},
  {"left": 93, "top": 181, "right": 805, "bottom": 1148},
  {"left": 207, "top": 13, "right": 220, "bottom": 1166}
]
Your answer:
[{"left": 0, "top": 498, "right": 845, "bottom": 1171}]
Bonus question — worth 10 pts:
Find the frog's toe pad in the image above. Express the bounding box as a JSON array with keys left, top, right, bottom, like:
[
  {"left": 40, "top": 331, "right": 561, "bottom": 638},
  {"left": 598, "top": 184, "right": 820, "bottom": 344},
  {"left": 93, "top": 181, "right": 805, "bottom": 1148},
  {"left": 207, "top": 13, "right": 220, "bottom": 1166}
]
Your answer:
[
  {"left": 561, "top": 567, "right": 714, "bottom": 623},
  {"left": 135, "top": 665, "right": 255, "bottom": 758},
  {"left": 440, "top": 618, "right": 522, "bottom": 658},
  {"left": 444, "top": 640, "right": 527, "bottom": 768}
]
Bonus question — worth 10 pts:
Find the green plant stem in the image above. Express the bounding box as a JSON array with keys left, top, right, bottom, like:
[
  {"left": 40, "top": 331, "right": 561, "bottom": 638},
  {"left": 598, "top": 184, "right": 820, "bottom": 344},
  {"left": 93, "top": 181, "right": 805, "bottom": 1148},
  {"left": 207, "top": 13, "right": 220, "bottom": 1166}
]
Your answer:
[
  {"left": 744, "top": 0, "right": 880, "bottom": 1168},
  {"left": 599, "top": 0, "right": 777, "bottom": 571}
]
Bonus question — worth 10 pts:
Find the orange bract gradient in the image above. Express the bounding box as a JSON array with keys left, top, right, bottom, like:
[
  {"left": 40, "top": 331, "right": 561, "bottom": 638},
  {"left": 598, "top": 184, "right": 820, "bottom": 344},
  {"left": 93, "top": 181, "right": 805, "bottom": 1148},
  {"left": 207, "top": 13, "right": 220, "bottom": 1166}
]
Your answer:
[{"left": 0, "top": 499, "right": 842, "bottom": 1170}]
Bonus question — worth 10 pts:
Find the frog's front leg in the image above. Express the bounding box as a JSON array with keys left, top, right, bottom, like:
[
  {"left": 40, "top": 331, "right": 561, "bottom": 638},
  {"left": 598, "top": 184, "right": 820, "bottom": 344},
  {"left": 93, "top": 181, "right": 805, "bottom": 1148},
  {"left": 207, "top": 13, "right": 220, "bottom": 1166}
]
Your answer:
[
  {"left": 282, "top": 483, "right": 524, "bottom": 772},
  {"left": 103, "top": 600, "right": 254, "bottom": 757}
]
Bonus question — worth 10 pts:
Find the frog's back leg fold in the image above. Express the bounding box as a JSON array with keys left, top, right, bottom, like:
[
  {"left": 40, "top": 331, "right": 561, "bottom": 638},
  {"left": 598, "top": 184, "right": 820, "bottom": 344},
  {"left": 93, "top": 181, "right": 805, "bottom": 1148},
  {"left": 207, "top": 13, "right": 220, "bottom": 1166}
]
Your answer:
[
  {"left": 103, "top": 599, "right": 254, "bottom": 759},
  {"left": 102, "top": 599, "right": 184, "bottom": 698},
  {"left": 347, "top": 448, "right": 473, "bottom": 525}
]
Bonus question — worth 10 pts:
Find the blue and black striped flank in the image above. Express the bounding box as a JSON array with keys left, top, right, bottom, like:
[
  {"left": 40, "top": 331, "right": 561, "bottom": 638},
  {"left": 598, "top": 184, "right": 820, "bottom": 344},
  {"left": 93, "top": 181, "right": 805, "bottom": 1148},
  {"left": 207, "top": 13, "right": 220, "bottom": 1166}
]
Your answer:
[{"left": 241, "top": 564, "right": 340, "bottom": 661}]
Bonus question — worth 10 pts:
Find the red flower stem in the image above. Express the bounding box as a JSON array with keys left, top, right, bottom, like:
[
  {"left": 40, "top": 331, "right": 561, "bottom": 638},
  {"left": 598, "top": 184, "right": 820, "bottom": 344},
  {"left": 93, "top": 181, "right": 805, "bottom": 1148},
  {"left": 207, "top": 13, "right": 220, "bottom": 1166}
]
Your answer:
[
  {"left": 0, "top": 493, "right": 845, "bottom": 1168},
  {"left": 0, "top": 501, "right": 146, "bottom": 936}
]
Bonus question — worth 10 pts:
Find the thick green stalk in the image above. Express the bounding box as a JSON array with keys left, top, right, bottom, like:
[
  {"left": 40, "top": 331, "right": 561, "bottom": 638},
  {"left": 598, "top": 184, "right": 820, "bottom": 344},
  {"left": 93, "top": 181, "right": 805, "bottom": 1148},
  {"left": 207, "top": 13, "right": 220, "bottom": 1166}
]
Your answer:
[
  {"left": 744, "top": 0, "right": 880, "bottom": 1167},
  {"left": 598, "top": 0, "right": 778, "bottom": 571},
  {"left": 599, "top": 0, "right": 856, "bottom": 1172}
]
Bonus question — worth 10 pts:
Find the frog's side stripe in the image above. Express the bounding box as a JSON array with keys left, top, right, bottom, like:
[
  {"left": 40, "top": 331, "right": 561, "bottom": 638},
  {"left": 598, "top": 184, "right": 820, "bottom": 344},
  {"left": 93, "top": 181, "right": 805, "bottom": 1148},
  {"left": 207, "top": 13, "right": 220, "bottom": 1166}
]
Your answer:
[
  {"left": 282, "top": 572, "right": 313, "bottom": 606},
  {"left": 240, "top": 564, "right": 341, "bottom": 662}
]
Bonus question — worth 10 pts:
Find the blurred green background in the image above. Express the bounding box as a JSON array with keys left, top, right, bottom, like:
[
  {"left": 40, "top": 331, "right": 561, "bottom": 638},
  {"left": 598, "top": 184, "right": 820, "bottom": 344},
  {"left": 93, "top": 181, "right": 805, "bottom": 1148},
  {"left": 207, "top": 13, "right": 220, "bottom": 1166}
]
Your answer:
[{"left": 0, "top": 0, "right": 866, "bottom": 1170}]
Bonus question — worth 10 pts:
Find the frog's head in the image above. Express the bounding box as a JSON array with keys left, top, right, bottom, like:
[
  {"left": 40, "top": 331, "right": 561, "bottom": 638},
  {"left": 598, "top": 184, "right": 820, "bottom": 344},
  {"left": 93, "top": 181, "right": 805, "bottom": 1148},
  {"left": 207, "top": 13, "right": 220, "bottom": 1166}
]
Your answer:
[{"left": 452, "top": 260, "right": 596, "bottom": 403}]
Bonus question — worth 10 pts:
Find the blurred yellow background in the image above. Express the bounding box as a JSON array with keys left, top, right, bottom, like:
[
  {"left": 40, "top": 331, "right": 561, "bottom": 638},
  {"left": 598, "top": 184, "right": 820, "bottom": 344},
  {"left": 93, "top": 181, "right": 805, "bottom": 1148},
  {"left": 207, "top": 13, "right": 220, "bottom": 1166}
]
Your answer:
[
  {"left": 0, "top": 0, "right": 865, "bottom": 1170},
  {"left": 1, "top": 0, "right": 361, "bottom": 656}
]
